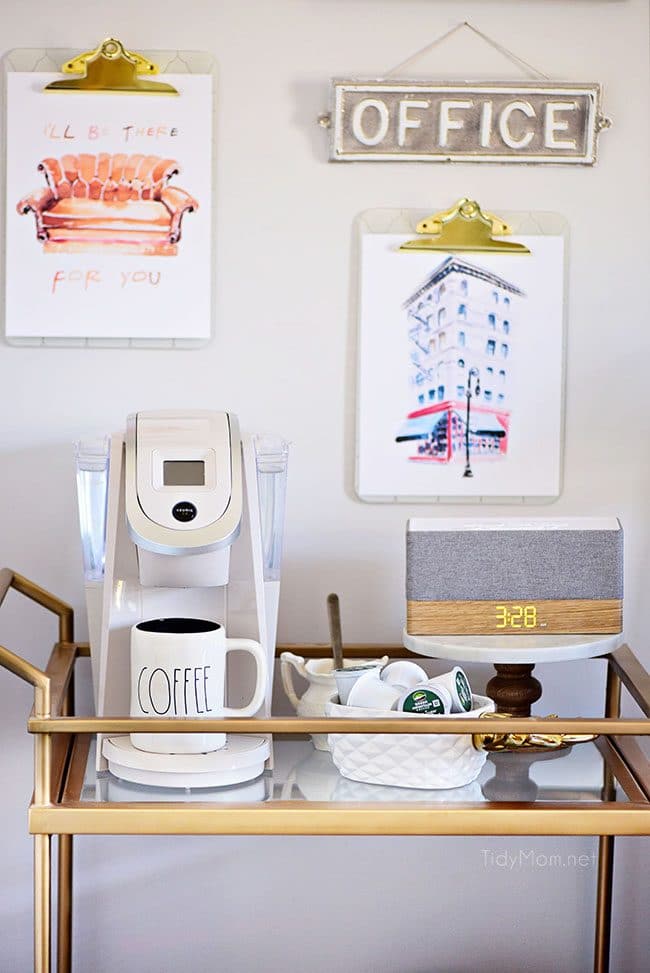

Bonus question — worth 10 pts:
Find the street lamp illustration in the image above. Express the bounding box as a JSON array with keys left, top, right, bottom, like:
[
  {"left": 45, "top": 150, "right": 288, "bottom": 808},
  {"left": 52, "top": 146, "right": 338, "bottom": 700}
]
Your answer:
[{"left": 463, "top": 367, "right": 481, "bottom": 478}]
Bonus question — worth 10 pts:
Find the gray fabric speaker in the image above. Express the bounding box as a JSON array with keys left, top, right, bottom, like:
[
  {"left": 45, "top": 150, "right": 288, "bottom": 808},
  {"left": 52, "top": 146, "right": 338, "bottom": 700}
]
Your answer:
[{"left": 406, "top": 517, "right": 623, "bottom": 636}]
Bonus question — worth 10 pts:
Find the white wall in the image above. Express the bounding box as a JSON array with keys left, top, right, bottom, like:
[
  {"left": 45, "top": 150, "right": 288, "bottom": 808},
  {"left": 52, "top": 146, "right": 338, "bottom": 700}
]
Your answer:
[{"left": 0, "top": 1, "right": 649, "bottom": 970}]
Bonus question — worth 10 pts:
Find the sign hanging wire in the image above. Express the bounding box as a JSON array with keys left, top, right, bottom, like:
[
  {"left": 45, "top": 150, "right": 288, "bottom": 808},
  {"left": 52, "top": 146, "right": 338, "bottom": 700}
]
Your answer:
[{"left": 383, "top": 20, "right": 550, "bottom": 81}]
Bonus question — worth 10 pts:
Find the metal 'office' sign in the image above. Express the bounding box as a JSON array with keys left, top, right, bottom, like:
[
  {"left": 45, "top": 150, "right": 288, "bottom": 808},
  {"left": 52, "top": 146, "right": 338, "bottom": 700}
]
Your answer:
[{"left": 328, "top": 81, "right": 608, "bottom": 165}]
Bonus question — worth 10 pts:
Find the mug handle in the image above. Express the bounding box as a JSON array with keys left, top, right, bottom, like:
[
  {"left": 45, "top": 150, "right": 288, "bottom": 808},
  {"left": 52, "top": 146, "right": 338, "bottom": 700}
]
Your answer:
[{"left": 222, "top": 638, "right": 267, "bottom": 717}]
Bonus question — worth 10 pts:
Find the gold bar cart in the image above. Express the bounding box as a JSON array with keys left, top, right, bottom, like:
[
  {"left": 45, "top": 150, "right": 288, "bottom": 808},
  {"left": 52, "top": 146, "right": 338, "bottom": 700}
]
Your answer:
[{"left": 1, "top": 571, "right": 649, "bottom": 973}]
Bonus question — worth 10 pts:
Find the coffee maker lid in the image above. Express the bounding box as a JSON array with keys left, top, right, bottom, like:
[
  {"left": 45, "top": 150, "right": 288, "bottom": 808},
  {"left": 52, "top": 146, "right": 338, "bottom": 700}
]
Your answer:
[{"left": 125, "top": 409, "right": 243, "bottom": 556}]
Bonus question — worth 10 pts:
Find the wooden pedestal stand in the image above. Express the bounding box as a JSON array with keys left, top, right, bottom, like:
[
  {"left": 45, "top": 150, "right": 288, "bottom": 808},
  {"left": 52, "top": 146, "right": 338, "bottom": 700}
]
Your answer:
[{"left": 486, "top": 663, "right": 543, "bottom": 716}]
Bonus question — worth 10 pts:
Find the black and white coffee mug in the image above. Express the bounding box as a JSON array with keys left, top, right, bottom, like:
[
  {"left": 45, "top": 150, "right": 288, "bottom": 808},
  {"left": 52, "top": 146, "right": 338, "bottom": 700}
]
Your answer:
[{"left": 130, "top": 618, "right": 267, "bottom": 755}]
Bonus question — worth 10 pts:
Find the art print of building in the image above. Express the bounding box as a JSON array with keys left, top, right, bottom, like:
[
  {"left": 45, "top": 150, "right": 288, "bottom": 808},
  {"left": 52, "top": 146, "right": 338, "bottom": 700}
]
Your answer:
[{"left": 396, "top": 256, "right": 525, "bottom": 471}]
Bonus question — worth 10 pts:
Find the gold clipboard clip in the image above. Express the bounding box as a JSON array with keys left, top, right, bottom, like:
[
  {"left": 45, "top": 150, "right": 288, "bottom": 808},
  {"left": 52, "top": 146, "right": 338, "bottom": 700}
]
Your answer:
[
  {"left": 400, "top": 198, "right": 530, "bottom": 254},
  {"left": 44, "top": 38, "right": 178, "bottom": 96}
]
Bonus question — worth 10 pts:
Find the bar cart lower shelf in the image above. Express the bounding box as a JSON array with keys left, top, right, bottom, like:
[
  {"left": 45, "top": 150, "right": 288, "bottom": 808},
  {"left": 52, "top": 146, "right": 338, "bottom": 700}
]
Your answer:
[{"left": 1, "top": 570, "right": 649, "bottom": 973}]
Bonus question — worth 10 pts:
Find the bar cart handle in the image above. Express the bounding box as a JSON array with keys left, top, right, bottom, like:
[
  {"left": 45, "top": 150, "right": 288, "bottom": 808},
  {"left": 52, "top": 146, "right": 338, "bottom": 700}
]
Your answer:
[
  {"left": 0, "top": 568, "right": 75, "bottom": 718},
  {"left": 0, "top": 568, "right": 74, "bottom": 643},
  {"left": 0, "top": 642, "right": 50, "bottom": 717}
]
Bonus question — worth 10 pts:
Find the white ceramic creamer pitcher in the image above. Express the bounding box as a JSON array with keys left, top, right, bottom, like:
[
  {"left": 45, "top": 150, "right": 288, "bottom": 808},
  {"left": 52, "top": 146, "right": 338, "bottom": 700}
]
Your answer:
[{"left": 280, "top": 652, "right": 387, "bottom": 750}]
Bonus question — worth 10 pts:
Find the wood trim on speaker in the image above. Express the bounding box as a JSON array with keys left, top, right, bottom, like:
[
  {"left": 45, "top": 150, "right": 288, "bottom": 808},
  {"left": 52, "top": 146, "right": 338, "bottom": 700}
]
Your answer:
[{"left": 406, "top": 599, "right": 623, "bottom": 636}]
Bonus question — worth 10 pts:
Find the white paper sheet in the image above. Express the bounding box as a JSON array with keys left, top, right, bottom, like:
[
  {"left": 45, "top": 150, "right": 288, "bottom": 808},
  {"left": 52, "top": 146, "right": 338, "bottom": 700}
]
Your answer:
[
  {"left": 5, "top": 72, "right": 213, "bottom": 341},
  {"left": 357, "top": 232, "right": 565, "bottom": 501}
]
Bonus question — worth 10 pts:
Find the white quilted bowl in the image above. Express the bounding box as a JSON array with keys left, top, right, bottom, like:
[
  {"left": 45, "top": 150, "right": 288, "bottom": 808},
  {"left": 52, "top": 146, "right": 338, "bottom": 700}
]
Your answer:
[{"left": 325, "top": 693, "right": 495, "bottom": 790}]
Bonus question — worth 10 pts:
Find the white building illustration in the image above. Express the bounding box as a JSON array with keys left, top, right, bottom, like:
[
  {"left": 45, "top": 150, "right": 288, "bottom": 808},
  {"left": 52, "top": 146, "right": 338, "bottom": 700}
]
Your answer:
[{"left": 397, "top": 256, "right": 525, "bottom": 468}]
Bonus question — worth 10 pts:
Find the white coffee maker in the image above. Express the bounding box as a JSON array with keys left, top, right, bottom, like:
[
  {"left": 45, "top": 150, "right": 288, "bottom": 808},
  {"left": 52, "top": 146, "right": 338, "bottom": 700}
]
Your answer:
[{"left": 75, "top": 410, "right": 288, "bottom": 788}]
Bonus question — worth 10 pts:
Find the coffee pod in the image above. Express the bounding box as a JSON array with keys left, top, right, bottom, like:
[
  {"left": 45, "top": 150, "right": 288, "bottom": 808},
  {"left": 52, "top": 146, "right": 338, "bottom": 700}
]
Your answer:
[
  {"left": 397, "top": 682, "right": 452, "bottom": 715},
  {"left": 346, "top": 668, "right": 403, "bottom": 710},
  {"left": 380, "top": 660, "right": 428, "bottom": 691},
  {"left": 334, "top": 662, "right": 384, "bottom": 705},
  {"left": 429, "top": 667, "right": 473, "bottom": 713}
]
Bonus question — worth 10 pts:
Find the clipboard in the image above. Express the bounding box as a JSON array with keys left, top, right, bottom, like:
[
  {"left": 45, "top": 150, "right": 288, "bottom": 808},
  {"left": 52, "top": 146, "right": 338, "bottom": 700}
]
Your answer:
[
  {"left": 3, "top": 39, "right": 217, "bottom": 347},
  {"left": 354, "top": 199, "right": 569, "bottom": 504}
]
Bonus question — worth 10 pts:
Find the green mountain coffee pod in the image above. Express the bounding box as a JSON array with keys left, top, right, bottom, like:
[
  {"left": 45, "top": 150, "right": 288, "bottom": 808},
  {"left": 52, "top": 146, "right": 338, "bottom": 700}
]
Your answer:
[
  {"left": 429, "top": 667, "right": 473, "bottom": 712},
  {"left": 397, "top": 683, "right": 452, "bottom": 715}
]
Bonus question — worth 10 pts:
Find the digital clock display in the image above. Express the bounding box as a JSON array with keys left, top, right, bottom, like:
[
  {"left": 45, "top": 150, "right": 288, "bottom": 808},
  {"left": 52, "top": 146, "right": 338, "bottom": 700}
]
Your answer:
[
  {"left": 495, "top": 605, "right": 539, "bottom": 629},
  {"left": 406, "top": 598, "right": 622, "bottom": 636}
]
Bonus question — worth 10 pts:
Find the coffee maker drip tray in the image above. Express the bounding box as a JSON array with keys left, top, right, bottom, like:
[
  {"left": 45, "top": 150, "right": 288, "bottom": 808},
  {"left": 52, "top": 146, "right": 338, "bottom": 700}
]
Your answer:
[{"left": 102, "top": 735, "right": 270, "bottom": 789}]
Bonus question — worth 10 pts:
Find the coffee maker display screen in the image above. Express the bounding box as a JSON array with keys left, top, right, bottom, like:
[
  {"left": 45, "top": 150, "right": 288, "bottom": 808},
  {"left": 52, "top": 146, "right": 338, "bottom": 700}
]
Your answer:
[{"left": 163, "top": 460, "right": 206, "bottom": 487}]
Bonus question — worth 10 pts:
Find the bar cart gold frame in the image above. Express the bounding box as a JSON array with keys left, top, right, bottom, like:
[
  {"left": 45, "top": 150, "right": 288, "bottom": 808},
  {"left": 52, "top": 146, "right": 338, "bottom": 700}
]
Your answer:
[{"left": 1, "top": 571, "right": 649, "bottom": 973}]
